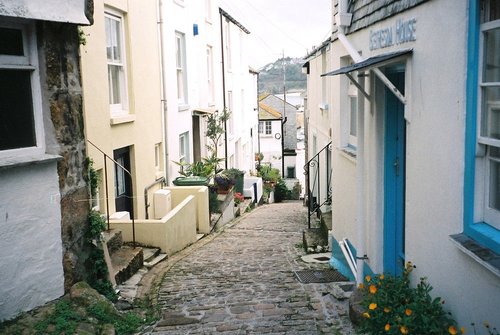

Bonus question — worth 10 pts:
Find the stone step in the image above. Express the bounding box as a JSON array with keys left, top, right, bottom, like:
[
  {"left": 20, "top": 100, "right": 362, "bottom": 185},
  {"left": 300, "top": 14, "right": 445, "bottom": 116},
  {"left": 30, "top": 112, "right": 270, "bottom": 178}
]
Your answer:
[
  {"left": 144, "top": 253, "right": 168, "bottom": 269},
  {"left": 102, "top": 229, "right": 123, "bottom": 255},
  {"left": 142, "top": 247, "right": 161, "bottom": 263},
  {"left": 111, "top": 246, "right": 144, "bottom": 285}
]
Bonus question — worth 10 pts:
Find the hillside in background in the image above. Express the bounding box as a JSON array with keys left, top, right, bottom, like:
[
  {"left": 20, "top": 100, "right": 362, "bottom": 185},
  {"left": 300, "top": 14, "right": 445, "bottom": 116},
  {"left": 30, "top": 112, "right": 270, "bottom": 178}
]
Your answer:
[{"left": 258, "top": 57, "right": 306, "bottom": 94}]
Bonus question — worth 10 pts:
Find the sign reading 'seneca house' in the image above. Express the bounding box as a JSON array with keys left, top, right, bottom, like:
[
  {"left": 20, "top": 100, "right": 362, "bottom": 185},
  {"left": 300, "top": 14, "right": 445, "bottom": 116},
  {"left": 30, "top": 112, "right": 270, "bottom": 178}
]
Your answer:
[{"left": 369, "top": 18, "right": 417, "bottom": 51}]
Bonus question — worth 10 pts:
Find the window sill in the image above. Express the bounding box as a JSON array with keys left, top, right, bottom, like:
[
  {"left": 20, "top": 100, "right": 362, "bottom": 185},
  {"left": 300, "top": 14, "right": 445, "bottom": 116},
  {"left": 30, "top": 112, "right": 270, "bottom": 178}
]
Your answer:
[
  {"left": 449, "top": 233, "right": 500, "bottom": 279},
  {"left": 0, "top": 153, "right": 61, "bottom": 171},
  {"left": 110, "top": 114, "right": 135, "bottom": 125},
  {"left": 340, "top": 146, "right": 357, "bottom": 163},
  {"left": 178, "top": 104, "right": 190, "bottom": 112}
]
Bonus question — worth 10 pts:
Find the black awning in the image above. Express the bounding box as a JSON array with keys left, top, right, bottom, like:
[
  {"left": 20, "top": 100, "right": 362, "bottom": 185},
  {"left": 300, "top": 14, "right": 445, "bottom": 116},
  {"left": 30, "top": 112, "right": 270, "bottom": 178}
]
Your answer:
[{"left": 321, "top": 49, "right": 413, "bottom": 77}]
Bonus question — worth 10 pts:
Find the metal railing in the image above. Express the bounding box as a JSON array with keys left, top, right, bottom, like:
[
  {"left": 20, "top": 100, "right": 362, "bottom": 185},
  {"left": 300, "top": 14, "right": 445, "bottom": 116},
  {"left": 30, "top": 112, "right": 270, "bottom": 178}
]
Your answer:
[
  {"left": 304, "top": 141, "right": 332, "bottom": 229},
  {"left": 87, "top": 140, "right": 137, "bottom": 248}
]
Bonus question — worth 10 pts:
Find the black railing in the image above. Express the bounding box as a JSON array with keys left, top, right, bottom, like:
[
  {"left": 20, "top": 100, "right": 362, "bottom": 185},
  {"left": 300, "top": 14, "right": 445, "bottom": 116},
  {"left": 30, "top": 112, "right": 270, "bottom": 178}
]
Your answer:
[
  {"left": 87, "top": 140, "right": 137, "bottom": 248},
  {"left": 304, "top": 141, "right": 332, "bottom": 229}
]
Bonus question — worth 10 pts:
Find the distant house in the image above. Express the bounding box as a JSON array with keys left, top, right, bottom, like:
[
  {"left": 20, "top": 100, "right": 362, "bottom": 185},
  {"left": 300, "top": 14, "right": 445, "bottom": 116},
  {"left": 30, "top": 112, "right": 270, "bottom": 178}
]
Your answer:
[
  {"left": 259, "top": 94, "right": 297, "bottom": 178},
  {"left": 0, "top": 0, "right": 93, "bottom": 321},
  {"left": 304, "top": 0, "right": 500, "bottom": 327},
  {"left": 258, "top": 100, "right": 282, "bottom": 170}
]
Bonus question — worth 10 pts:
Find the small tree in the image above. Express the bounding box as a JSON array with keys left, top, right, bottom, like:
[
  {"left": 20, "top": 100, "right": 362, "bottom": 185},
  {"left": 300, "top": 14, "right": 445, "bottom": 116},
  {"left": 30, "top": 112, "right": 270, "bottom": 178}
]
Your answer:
[{"left": 205, "top": 108, "right": 230, "bottom": 172}]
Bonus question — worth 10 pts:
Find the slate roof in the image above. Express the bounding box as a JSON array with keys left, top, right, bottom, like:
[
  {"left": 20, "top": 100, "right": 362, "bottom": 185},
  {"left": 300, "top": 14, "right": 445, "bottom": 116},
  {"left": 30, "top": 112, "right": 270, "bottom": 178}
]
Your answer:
[
  {"left": 332, "top": 0, "right": 430, "bottom": 36},
  {"left": 259, "top": 102, "right": 282, "bottom": 120}
]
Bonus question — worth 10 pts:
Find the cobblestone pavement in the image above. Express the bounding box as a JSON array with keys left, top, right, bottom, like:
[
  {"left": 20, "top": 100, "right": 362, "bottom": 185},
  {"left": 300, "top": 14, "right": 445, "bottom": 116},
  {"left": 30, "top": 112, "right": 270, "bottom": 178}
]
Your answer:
[{"left": 144, "top": 201, "right": 356, "bottom": 335}]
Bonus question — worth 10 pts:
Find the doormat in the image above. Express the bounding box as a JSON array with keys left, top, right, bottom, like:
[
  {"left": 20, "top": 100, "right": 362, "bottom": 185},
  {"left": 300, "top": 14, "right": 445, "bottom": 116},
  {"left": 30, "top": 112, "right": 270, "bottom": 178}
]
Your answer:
[{"left": 294, "top": 269, "right": 348, "bottom": 284}]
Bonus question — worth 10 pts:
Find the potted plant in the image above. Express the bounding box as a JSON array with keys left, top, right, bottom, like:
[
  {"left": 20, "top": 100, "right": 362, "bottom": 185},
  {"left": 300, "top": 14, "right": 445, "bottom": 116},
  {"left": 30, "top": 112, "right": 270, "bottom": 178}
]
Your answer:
[
  {"left": 214, "top": 174, "right": 235, "bottom": 194},
  {"left": 224, "top": 168, "right": 245, "bottom": 193}
]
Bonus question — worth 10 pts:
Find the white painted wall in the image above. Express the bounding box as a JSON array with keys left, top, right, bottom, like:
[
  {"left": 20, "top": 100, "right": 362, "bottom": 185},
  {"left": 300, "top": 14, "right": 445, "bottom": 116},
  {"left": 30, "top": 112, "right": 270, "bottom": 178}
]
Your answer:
[
  {"left": 326, "top": 0, "right": 500, "bottom": 326},
  {"left": 0, "top": 162, "right": 64, "bottom": 321},
  {"left": 259, "top": 120, "right": 282, "bottom": 171}
]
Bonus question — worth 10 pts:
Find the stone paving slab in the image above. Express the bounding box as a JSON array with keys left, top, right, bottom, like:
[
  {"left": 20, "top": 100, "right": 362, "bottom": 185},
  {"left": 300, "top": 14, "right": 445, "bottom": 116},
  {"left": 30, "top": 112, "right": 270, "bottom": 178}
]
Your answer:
[{"left": 144, "top": 201, "right": 356, "bottom": 335}]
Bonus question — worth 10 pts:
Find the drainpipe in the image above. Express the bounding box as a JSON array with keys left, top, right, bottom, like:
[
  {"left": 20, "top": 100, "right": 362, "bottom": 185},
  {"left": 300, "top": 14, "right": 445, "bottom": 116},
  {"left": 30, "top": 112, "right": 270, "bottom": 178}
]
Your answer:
[
  {"left": 335, "top": 0, "right": 366, "bottom": 284},
  {"left": 158, "top": 0, "right": 170, "bottom": 185},
  {"left": 219, "top": 9, "right": 228, "bottom": 170}
]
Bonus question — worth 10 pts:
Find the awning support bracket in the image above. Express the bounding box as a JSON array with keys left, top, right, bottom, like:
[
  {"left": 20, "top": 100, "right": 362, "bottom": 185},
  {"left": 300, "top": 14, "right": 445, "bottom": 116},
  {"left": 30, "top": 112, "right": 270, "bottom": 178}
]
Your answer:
[
  {"left": 372, "top": 68, "right": 407, "bottom": 105},
  {"left": 346, "top": 73, "right": 370, "bottom": 100}
]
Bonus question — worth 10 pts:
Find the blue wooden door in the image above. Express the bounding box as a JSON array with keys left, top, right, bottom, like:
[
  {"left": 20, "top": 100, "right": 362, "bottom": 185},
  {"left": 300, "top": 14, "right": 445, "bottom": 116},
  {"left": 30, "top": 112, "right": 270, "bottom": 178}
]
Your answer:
[{"left": 384, "top": 71, "right": 406, "bottom": 276}]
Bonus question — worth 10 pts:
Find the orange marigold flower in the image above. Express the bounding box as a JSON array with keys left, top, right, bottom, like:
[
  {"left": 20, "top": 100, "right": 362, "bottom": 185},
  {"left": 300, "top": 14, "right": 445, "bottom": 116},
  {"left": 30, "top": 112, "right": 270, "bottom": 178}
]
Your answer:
[
  {"left": 358, "top": 283, "right": 365, "bottom": 289},
  {"left": 405, "top": 309, "right": 412, "bottom": 316},
  {"left": 369, "top": 285, "right": 377, "bottom": 294},
  {"left": 460, "top": 327, "right": 465, "bottom": 334},
  {"left": 379, "top": 274, "right": 385, "bottom": 280},
  {"left": 365, "top": 275, "right": 371, "bottom": 282},
  {"left": 369, "top": 303, "right": 377, "bottom": 310},
  {"left": 363, "top": 312, "right": 370, "bottom": 319},
  {"left": 384, "top": 307, "right": 391, "bottom": 313},
  {"left": 449, "top": 326, "right": 458, "bottom": 335},
  {"left": 400, "top": 326, "right": 409, "bottom": 334},
  {"left": 385, "top": 324, "right": 391, "bottom": 332}
]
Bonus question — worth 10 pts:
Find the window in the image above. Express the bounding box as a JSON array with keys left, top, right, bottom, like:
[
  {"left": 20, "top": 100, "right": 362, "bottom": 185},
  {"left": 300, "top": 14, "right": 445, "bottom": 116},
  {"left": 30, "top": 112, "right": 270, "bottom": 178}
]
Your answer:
[
  {"left": 0, "top": 21, "right": 44, "bottom": 158},
  {"left": 479, "top": 15, "right": 500, "bottom": 228},
  {"left": 105, "top": 12, "right": 128, "bottom": 116},
  {"left": 205, "top": 0, "right": 212, "bottom": 22},
  {"left": 258, "top": 121, "right": 272, "bottom": 135},
  {"left": 464, "top": 0, "right": 500, "bottom": 254},
  {"left": 176, "top": 32, "right": 188, "bottom": 107},
  {"left": 265, "top": 121, "right": 272, "bottom": 135},
  {"left": 179, "top": 132, "right": 190, "bottom": 163},
  {"left": 154, "top": 143, "right": 163, "bottom": 178},
  {"left": 225, "top": 19, "right": 232, "bottom": 71},
  {"left": 348, "top": 74, "right": 358, "bottom": 148},
  {"left": 228, "top": 91, "right": 234, "bottom": 134},
  {"left": 206, "top": 45, "right": 214, "bottom": 104},
  {"left": 339, "top": 56, "right": 359, "bottom": 153}
]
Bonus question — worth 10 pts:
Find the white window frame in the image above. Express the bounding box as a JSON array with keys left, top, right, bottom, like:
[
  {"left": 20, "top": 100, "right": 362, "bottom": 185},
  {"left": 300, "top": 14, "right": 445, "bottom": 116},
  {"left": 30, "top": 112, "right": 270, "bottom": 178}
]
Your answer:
[
  {"left": 179, "top": 132, "right": 190, "bottom": 163},
  {"left": 175, "top": 31, "right": 188, "bottom": 108},
  {"left": 205, "top": 0, "right": 212, "bottom": 23},
  {"left": 206, "top": 45, "right": 214, "bottom": 104},
  {"left": 258, "top": 121, "right": 264, "bottom": 134},
  {"left": 265, "top": 121, "right": 272, "bottom": 135},
  {"left": 228, "top": 90, "right": 234, "bottom": 135},
  {"left": 105, "top": 11, "right": 129, "bottom": 118},
  {"left": 0, "top": 20, "right": 45, "bottom": 161},
  {"left": 225, "top": 19, "right": 232, "bottom": 72},
  {"left": 475, "top": 18, "right": 500, "bottom": 229}
]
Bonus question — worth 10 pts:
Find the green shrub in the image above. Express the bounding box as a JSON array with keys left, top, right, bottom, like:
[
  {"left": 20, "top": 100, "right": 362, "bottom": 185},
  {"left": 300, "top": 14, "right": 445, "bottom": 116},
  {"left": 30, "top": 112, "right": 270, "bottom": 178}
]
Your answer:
[
  {"left": 359, "top": 262, "right": 461, "bottom": 335},
  {"left": 274, "top": 179, "right": 290, "bottom": 202}
]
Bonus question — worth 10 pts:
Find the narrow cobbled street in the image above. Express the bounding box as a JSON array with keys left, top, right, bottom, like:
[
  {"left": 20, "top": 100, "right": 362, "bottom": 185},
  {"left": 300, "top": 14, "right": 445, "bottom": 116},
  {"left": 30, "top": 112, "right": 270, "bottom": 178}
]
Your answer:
[{"left": 144, "top": 201, "right": 355, "bottom": 334}]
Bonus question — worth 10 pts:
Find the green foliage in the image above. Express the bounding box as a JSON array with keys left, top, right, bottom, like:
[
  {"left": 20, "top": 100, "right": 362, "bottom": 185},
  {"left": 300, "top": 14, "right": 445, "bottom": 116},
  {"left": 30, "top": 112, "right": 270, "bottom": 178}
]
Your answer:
[
  {"left": 224, "top": 168, "right": 245, "bottom": 179},
  {"left": 209, "top": 188, "right": 220, "bottom": 213},
  {"left": 257, "top": 165, "right": 281, "bottom": 184},
  {"left": 359, "top": 262, "right": 460, "bottom": 335},
  {"left": 85, "top": 248, "right": 117, "bottom": 302},
  {"left": 88, "top": 210, "right": 106, "bottom": 240},
  {"left": 290, "top": 181, "right": 301, "bottom": 200},
  {"left": 86, "top": 158, "right": 100, "bottom": 198},
  {"left": 205, "top": 108, "right": 230, "bottom": 158},
  {"left": 34, "top": 300, "right": 83, "bottom": 335},
  {"left": 274, "top": 179, "right": 290, "bottom": 202},
  {"left": 86, "top": 301, "right": 144, "bottom": 334}
]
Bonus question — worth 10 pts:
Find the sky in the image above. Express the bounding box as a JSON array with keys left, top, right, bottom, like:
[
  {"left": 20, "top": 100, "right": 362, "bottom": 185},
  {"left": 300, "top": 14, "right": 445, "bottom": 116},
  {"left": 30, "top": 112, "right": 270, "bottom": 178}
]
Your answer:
[{"left": 219, "top": 0, "right": 332, "bottom": 70}]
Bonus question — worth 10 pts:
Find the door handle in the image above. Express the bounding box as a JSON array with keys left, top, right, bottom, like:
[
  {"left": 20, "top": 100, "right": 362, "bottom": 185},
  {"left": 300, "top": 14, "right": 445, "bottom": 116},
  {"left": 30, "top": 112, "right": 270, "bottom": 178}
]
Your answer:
[{"left": 394, "top": 158, "right": 400, "bottom": 176}]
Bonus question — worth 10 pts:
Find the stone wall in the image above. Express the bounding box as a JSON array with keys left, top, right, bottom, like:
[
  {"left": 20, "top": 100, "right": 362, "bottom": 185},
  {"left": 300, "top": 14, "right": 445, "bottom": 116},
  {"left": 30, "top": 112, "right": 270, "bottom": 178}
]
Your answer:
[{"left": 38, "top": 21, "right": 92, "bottom": 292}]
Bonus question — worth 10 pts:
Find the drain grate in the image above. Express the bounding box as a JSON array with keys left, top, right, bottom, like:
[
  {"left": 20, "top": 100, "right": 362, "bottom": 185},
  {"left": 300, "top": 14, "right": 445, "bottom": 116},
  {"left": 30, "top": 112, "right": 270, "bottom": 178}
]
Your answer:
[{"left": 294, "top": 269, "right": 348, "bottom": 283}]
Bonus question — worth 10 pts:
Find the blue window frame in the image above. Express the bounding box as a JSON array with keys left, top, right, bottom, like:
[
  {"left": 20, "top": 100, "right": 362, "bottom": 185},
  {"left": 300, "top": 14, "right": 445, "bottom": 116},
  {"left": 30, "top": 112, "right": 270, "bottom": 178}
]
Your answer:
[{"left": 464, "top": 0, "right": 500, "bottom": 254}]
